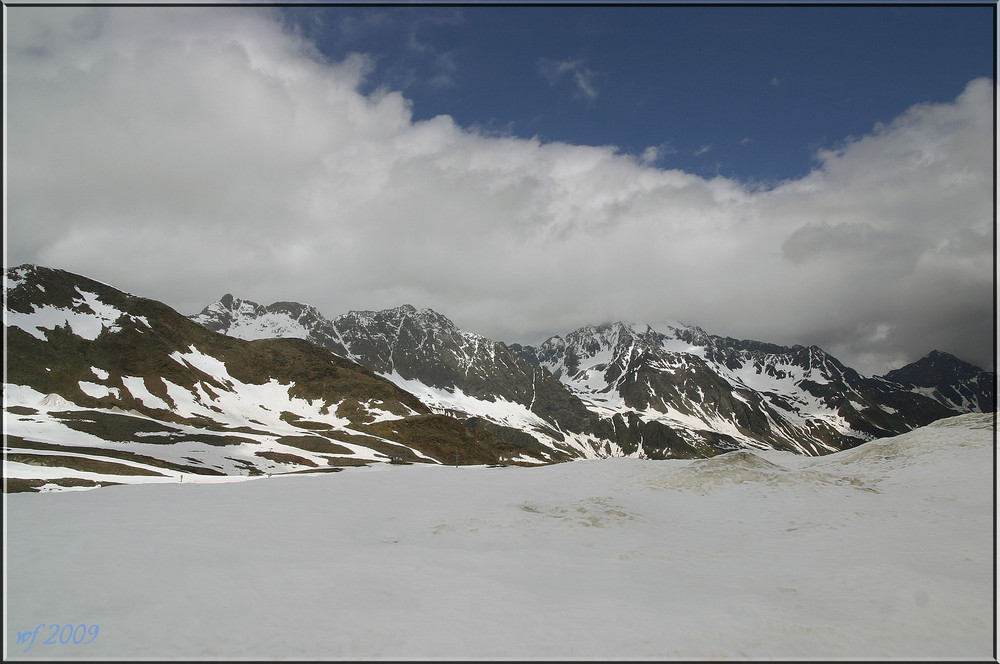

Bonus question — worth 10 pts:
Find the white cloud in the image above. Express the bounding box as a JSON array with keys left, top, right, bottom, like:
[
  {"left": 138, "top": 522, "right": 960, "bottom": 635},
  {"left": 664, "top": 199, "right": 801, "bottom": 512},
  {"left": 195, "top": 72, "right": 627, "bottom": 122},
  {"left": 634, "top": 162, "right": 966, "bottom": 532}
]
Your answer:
[
  {"left": 639, "top": 142, "right": 677, "bottom": 165},
  {"left": 538, "top": 57, "right": 598, "bottom": 101},
  {"left": 5, "top": 7, "right": 994, "bottom": 375},
  {"left": 639, "top": 146, "right": 660, "bottom": 165}
]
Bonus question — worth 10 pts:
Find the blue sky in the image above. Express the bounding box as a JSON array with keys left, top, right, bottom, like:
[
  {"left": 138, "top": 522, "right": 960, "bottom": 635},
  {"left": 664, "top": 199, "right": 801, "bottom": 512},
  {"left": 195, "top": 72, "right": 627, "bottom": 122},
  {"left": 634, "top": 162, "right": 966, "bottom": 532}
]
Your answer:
[
  {"left": 5, "top": 4, "right": 995, "bottom": 374},
  {"left": 282, "top": 4, "right": 994, "bottom": 184}
]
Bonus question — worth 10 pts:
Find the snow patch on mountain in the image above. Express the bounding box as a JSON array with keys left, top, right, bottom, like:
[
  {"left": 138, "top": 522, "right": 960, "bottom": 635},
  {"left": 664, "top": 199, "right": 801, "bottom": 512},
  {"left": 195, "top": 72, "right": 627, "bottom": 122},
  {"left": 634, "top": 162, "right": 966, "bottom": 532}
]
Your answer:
[
  {"left": 386, "top": 371, "right": 539, "bottom": 428},
  {"left": 226, "top": 310, "right": 314, "bottom": 341},
  {"left": 78, "top": 381, "right": 120, "bottom": 400},
  {"left": 120, "top": 376, "right": 172, "bottom": 410},
  {"left": 5, "top": 286, "right": 149, "bottom": 341}
]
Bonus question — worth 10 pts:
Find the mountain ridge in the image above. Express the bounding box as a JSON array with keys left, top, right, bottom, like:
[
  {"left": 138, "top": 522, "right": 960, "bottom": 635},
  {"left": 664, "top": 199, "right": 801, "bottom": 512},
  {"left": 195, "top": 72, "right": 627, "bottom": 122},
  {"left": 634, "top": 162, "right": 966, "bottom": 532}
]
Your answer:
[
  {"left": 191, "top": 284, "right": 995, "bottom": 460},
  {"left": 4, "top": 264, "right": 994, "bottom": 493}
]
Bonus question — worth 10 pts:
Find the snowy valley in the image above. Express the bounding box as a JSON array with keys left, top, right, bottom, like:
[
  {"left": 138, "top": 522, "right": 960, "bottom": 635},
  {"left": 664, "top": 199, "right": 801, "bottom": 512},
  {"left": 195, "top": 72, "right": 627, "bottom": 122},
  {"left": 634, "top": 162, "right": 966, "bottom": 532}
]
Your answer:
[{"left": 4, "top": 411, "right": 995, "bottom": 659}]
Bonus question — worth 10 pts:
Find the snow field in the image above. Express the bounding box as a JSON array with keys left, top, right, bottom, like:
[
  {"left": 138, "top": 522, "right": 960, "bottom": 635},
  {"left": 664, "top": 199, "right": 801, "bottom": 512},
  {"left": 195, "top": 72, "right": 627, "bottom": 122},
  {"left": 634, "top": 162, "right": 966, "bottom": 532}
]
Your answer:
[{"left": 4, "top": 413, "right": 994, "bottom": 659}]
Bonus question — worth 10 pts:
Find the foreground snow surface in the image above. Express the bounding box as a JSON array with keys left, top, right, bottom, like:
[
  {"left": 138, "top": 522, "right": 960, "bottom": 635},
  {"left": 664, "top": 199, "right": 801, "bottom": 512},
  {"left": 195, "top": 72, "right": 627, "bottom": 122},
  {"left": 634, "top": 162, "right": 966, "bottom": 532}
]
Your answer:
[{"left": 4, "top": 413, "right": 996, "bottom": 660}]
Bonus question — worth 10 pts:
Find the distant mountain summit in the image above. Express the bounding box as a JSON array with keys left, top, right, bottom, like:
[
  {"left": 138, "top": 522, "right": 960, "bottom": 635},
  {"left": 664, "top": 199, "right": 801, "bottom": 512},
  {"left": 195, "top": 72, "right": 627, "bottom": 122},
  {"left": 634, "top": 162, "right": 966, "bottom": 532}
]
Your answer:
[{"left": 882, "top": 350, "right": 995, "bottom": 413}]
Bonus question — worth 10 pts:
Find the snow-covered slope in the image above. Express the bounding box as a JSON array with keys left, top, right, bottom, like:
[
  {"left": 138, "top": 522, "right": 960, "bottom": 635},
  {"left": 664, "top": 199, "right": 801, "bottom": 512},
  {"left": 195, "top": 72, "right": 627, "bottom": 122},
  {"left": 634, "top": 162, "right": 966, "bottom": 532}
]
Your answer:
[
  {"left": 4, "top": 412, "right": 994, "bottom": 659},
  {"left": 514, "top": 320, "right": 991, "bottom": 456}
]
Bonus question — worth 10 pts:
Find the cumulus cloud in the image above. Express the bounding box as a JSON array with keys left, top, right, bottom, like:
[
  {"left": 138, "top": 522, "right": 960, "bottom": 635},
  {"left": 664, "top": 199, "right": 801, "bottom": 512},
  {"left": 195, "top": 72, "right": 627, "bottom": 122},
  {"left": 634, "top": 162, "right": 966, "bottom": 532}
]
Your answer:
[{"left": 5, "top": 7, "right": 994, "bottom": 375}]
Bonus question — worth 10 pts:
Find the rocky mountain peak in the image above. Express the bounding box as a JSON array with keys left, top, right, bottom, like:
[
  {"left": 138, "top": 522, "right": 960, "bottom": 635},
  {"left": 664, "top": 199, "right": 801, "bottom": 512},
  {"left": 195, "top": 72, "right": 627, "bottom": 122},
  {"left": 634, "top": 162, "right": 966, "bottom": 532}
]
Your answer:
[
  {"left": 194, "top": 295, "right": 265, "bottom": 334},
  {"left": 333, "top": 304, "right": 471, "bottom": 350},
  {"left": 883, "top": 350, "right": 987, "bottom": 387},
  {"left": 879, "top": 350, "right": 994, "bottom": 413},
  {"left": 533, "top": 320, "right": 698, "bottom": 380}
]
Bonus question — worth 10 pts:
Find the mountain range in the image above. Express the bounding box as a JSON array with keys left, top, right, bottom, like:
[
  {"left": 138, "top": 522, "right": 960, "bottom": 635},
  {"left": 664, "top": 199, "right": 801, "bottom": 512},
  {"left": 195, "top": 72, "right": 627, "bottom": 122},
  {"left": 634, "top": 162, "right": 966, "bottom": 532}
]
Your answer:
[{"left": 3, "top": 264, "right": 995, "bottom": 491}]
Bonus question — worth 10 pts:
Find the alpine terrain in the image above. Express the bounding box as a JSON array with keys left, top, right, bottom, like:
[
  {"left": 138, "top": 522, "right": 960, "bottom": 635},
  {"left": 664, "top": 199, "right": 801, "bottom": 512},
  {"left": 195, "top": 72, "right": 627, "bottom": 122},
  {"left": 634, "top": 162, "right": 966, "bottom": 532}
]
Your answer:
[{"left": 3, "top": 264, "right": 994, "bottom": 491}]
